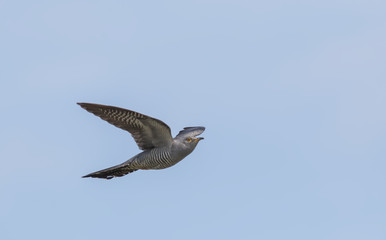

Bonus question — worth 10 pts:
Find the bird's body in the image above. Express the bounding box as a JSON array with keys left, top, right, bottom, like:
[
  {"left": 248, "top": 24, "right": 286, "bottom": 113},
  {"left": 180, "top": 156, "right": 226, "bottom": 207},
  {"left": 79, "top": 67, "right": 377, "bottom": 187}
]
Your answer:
[{"left": 78, "top": 103, "right": 205, "bottom": 179}]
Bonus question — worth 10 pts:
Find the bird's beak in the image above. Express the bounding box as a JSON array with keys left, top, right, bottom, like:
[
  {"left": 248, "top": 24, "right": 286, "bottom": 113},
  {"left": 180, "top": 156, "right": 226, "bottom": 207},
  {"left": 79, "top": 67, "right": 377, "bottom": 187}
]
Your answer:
[{"left": 195, "top": 137, "right": 204, "bottom": 142}]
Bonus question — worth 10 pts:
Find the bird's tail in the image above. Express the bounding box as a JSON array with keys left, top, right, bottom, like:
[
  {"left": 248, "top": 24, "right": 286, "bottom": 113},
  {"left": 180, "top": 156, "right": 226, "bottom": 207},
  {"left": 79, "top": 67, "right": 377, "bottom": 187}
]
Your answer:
[{"left": 82, "top": 163, "right": 137, "bottom": 180}]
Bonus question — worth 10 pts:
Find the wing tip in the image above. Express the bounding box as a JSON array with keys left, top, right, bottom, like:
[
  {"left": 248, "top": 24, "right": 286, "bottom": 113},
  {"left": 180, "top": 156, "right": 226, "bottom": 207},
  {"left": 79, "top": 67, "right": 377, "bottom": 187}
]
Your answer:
[
  {"left": 77, "top": 102, "right": 101, "bottom": 112},
  {"left": 77, "top": 102, "right": 88, "bottom": 108},
  {"left": 183, "top": 126, "right": 206, "bottom": 131}
]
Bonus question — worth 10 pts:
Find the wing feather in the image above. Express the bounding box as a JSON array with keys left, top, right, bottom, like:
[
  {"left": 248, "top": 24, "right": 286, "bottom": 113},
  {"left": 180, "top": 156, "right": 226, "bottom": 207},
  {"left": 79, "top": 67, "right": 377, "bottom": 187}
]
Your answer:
[{"left": 78, "top": 103, "right": 173, "bottom": 150}]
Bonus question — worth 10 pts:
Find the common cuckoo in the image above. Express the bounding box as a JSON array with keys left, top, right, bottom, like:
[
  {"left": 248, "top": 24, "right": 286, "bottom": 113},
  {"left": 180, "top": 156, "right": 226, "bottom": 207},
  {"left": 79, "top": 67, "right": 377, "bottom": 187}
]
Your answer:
[{"left": 78, "top": 103, "right": 205, "bottom": 179}]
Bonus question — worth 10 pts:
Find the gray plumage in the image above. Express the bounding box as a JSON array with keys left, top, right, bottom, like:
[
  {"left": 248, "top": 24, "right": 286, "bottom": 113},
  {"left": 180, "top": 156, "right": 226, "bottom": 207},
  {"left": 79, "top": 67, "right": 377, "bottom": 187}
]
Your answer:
[{"left": 78, "top": 103, "right": 205, "bottom": 179}]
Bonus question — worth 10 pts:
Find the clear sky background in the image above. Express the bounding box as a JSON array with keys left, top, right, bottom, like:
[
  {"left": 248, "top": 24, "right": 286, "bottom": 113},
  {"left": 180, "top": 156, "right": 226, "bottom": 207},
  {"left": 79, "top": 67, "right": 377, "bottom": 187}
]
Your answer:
[{"left": 1, "top": 0, "right": 386, "bottom": 239}]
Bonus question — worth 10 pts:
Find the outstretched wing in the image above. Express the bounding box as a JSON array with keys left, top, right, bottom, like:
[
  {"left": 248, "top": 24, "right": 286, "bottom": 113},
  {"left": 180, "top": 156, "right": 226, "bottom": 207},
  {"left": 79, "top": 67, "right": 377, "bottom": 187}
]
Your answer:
[
  {"left": 176, "top": 126, "right": 205, "bottom": 139},
  {"left": 78, "top": 103, "right": 173, "bottom": 150}
]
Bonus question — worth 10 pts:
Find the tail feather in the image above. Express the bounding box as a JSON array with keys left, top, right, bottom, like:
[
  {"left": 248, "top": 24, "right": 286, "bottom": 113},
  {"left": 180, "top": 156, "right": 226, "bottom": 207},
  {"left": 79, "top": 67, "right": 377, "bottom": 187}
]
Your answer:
[{"left": 82, "top": 164, "right": 137, "bottom": 180}]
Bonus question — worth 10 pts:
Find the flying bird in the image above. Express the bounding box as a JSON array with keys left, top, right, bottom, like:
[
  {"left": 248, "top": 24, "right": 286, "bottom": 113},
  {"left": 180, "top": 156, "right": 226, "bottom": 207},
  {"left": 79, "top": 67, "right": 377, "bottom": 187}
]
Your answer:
[{"left": 78, "top": 103, "right": 205, "bottom": 179}]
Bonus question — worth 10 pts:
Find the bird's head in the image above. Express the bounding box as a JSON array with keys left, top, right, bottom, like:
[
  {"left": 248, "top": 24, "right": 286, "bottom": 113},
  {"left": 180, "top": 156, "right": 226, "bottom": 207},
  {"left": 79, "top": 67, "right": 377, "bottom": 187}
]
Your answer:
[{"left": 175, "top": 126, "right": 205, "bottom": 147}]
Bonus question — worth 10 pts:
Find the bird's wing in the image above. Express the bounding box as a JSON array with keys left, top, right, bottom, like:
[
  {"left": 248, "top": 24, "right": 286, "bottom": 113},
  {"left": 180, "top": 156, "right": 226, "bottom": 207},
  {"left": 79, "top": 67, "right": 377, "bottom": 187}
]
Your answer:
[
  {"left": 78, "top": 103, "right": 173, "bottom": 150},
  {"left": 176, "top": 127, "right": 205, "bottom": 139}
]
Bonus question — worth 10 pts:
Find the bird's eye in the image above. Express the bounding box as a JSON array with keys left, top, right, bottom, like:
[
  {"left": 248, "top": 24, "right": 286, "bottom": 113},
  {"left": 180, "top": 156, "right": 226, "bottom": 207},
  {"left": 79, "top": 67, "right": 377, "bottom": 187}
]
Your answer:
[{"left": 186, "top": 138, "right": 192, "bottom": 143}]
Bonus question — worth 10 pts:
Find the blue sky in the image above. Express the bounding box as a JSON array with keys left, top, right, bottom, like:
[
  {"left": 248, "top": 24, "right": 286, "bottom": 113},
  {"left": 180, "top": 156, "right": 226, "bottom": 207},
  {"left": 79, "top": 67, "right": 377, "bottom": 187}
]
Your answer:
[{"left": 1, "top": 0, "right": 386, "bottom": 239}]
